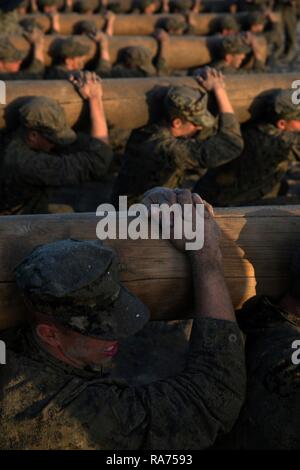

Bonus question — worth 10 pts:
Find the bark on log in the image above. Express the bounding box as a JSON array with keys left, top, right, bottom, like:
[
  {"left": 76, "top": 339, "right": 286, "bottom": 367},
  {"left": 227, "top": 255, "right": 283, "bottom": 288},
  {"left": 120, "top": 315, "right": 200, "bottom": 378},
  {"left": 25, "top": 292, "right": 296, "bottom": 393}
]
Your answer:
[
  {"left": 23, "top": 12, "right": 266, "bottom": 36},
  {"left": 1, "top": 74, "right": 298, "bottom": 131},
  {"left": 0, "top": 206, "right": 298, "bottom": 330}
]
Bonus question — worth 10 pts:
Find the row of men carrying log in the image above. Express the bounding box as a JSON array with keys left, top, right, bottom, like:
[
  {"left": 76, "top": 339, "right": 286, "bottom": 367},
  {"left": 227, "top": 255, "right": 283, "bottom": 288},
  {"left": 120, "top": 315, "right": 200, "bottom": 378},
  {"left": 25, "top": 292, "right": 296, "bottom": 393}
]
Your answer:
[
  {"left": 0, "top": 69, "right": 300, "bottom": 214},
  {"left": 0, "top": 28, "right": 277, "bottom": 79},
  {"left": 4, "top": 0, "right": 300, "bottom": 16},
  {"left": 0, "top": 0, "right": 297, "bottom": 60}
]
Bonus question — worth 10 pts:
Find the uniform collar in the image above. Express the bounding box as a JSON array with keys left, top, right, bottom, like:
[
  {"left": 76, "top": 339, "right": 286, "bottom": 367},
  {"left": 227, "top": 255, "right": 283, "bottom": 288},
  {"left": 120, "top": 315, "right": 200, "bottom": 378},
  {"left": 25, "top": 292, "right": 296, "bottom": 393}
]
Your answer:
[
  {"left": 257, "top": 123, "right": 282, "bottom": 136},
  {"left": 237, "top": 295, "right": 300, "bottom": 332}
]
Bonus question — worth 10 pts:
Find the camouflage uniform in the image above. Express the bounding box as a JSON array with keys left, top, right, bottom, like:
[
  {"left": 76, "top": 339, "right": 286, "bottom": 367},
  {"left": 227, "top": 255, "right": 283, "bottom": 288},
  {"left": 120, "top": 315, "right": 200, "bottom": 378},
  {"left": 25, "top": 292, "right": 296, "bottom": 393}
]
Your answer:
[
  {"left": 216, "top": 295, "right": 300, "bottom": 449},
  {"left": 0, "top": 97, "right": 113, "bottom": 215},
  {"left": 274, "top": 0, "right": 299, "bottom": 60},
  {"left": 0, "top": 239, "right": 245, "bottom": 450},
  {"left": 73, "top": 0, "right": 99, "bottom": 13},
  {"left": 96, "top": 46, "right": 157, "bottom": 79},
  {"left": 46, "top": 37, "right": 90, "bottom": 79},
  {"left": 231, "top": 0, "right": 271, "bottom": 12},
  {"left": 0, "top": 38, "right": 45, "bottom": 80},
  {"left": 211, "top": 34, "right": 262, "bottom": 74},
  {"left": 158, "top": 16, "right": 193, "bottom": 35},
  {"left": 73, "top": 19, "right": 98, "bottom": 36},
  {"left": 0, "top": 0, "right": 25, "bottom": 31},
  {"left": 112, "top": 85, "right": 243, "bottom": 204},
  {"left": 218, "top": 15, "right": 241, "bottom": 34},
  {"left": 19, "top": 17, "right": 45, "bottom": 32},
  {"left": 246, "top": 12, "right": 283, "bottom": 62},
  {"left": 0, "top": 10, "right": 22, "bottom": 33},
  {"left": 194, "top": 89, "right": 300, "bottom": 206},
  {"left": 169, "top": 0, "right": 193, "bottom": 13}
]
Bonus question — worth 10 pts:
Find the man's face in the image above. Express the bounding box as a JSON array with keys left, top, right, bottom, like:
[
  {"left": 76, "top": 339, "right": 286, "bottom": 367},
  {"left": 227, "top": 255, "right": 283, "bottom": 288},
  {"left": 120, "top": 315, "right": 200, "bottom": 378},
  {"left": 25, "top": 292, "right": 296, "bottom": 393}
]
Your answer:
[
  {"left": 277, "top": 119, "right": 300, "bottom": 132},
  {"left": 0, "top": 60, "right": 22, "bottom": 73},
  {"left": 222, "top": 29, "right": 237, "bottom": 36},
  {"left": 226, "top": 53, "right": 246, "bottom": 69},
  {"left": 25, "top": 130, "right": 56, "bottom": 152},
  {"left": 43, "top": 5, "right": 58, "bottom": 13},
  {"left": 144, "top": 2, "right": 157, "bottom": 14},
  {"left": 250, "top": 24, "right": 264, "bottom": 34},
  {"left": 65, "top": 55, "right": 86, "bottom": 71},
  {"left": 171, "top": 117, "right": 202, "bottom": 137},
  {"left": 47, "top": 325, "right": 119, "bottom": 368},
  {"left": 16, "top": 6, "right": 27, "bottom": 14}
]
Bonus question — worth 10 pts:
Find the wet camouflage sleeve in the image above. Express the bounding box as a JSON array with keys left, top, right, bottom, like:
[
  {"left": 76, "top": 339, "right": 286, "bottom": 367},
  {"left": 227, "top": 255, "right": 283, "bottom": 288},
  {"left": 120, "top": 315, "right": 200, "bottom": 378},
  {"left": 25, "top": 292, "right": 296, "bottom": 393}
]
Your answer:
[
  {"left": 139, "top": 113, "right": 243, "bottom": 172},
  {"left": 191, "top": 113, "right": 243, "bottom": 167},
  {"left": 156, "top": 56, "right": 172, "bottom": 77},
  {"left": 45, "top": 66, "right": 72, "bottom": 80},
  {"left": 9, "top": 136, "right": 113, "bottom": 186},
  {"left": 113, "top": 114, "right": 242, "bottom": 203},
  {"left": 67, "top": 317, "right": 246, "bottom": 450},
  {"left": 264, "top": 21, "right": 283, "bottom": 52},
  {"left": 0, "top": 11, "right": 23, "bottom": 34},
  {"left": 216, "top": 297, "right": 300, "bottom": 449},
  {"left": 95, "top": 58, "right": 113, "bottom": 78},
  {"left": 0, "top": 60, "right": 45, "bottom": 80},
  {"left": 196, "top": 123, "right": 300, "bottom": 205},
  {"left": 96, "top": 59, "right": 150, "bottom": 78},
  {"left": 281, "top": 129, "right": 300, "bottom": 161}
]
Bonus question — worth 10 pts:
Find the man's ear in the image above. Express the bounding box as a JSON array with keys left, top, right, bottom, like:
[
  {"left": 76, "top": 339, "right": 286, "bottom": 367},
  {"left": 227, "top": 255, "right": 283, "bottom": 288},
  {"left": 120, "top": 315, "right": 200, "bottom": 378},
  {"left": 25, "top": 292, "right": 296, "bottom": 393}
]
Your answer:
[
  {"left": 224, "top": 53, "right": 232, "bottom": 64},
  {"left": 276, "top": 119, "right": 287, "bottom": 131},
  {"left": 36, "top": 323, "right": 60, "bottom": 348},
  {"left": 171, "top": 117, "right": 183, "bottom": 129},
  {"left": 25, "top": 130, "right": 38, "bottom": 146},
  {"left": 65, "top": 57, "right": 74, "bottom": 69}
]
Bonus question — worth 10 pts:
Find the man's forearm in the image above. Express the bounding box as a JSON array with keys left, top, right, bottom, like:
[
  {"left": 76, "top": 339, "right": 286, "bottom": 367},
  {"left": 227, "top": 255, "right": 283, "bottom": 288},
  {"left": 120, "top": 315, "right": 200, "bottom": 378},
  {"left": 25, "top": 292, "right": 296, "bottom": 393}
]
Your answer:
[
  {"left": 214, "top": 86, "right": 234, "bottom": 114},
  {"left": 189, "top": 251, "right": 236, "bottom": 322},
  {"left": 100, "top": 43, "right": 111, "bottom": 62},
  {"left": 33, "top": 44, "right": 45, "bottom": 64},
  {"left": 89, "top": 94, "right": 109, "bottom": 144},
  {"left": 158, "top": 42, "right": 168, "bottom": 63}
]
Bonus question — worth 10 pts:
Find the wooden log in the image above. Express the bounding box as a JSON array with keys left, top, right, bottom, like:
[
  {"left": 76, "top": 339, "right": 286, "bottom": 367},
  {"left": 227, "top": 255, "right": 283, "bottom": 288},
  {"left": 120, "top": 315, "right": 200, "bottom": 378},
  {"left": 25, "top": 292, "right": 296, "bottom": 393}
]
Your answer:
[
  {"left": 0, "top": 206, "right": 298, "bottom": 330},
  {"left": 1, "top": 74, "right": 298, "bottom": 131},
  {"left": 23, "top": 12, "right": 267, "bottom": 36}
]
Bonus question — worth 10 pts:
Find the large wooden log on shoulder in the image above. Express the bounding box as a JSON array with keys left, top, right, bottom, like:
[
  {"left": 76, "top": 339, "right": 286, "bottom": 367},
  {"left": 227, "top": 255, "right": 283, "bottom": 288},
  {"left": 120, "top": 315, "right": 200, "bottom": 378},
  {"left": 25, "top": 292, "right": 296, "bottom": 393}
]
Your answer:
[
  {"left": 23, "top": 12, "right": 267, "bottom": 36},
  {"left": 10, "top": 34, "right": 220, "bottom": 69},
  {"left": 0, "top": 206, "right": 299, "bottom": 330},
  {"left": 1, "top": 74, "right": 298, "bottom": 131}
]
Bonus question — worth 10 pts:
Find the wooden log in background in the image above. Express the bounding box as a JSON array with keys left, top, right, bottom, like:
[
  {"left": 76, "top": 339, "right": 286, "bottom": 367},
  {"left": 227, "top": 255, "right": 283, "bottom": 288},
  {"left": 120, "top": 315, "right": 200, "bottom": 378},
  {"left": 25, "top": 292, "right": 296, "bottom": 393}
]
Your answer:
[
  {"left": 10, "top": 34, "right": 224, "bottom": 69},
  {"left": 1, "top": 74, "right": 298, "bottom": 131},
  {"left": 23, "top": 12, "right": 265, "bottom": 36},
  {"left": 0, "top": 206, "right": 299, "bottom": 330}
]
